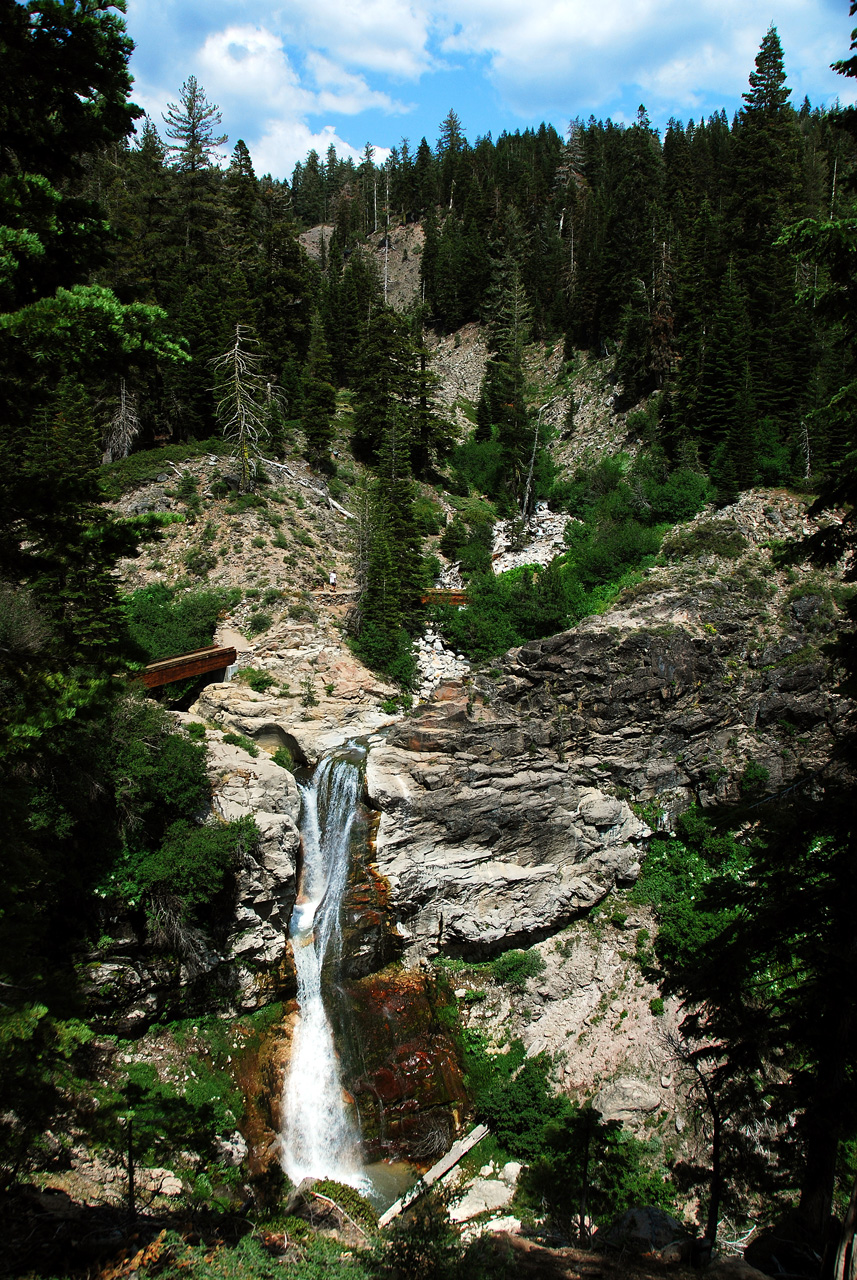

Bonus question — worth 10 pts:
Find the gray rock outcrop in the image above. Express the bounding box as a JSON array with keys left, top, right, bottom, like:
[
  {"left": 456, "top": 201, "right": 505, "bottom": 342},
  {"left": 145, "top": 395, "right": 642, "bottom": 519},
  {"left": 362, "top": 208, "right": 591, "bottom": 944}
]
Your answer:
[
  {"left": 202, "top": 733, "right": 301, "bottom": 995},
  {"left": 363, "top": 491, "right": 852, "bottom": 960},
  {"left": 367, "top": 736, "right": 647, "bottom": 959},
  {"left": 593, "top": 1076, "right": 662, "bottom": 1123}
]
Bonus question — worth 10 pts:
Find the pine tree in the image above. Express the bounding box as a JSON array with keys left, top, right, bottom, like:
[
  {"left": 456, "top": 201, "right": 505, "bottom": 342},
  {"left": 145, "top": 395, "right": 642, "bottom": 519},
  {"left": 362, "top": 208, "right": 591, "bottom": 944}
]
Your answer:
[
  {"left": 351, "top": 309, "right": 416, "bottom": 461},
  {"left": 302, "top": 312, "right": 337, "bottom": 471},
  {"left": 162, "top": 76, "right": 227, "bottom": 172}
]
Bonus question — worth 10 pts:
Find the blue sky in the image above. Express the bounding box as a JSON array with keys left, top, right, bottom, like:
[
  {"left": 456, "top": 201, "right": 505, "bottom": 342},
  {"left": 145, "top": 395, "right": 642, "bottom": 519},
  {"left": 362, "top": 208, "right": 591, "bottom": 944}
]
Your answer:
[{"left": 124, "top": 0, "right": 857, "bottom": 179}]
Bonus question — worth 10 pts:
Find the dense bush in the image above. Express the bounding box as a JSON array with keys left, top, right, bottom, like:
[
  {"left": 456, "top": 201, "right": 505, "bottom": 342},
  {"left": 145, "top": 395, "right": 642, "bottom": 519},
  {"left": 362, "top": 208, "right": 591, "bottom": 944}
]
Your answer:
[
  {"left": 449, "top": 436, "right": 507, "bottom": 501},
  {"left": 663, "top": 519, "right": 748, "bottom": 560},
  {"left": 462, "top": 1034, "right": 570, "bottom": 1160},
  {"left": 521, "top": 1106, "right": 675, "bottom": 1239},
  {"left": 108, "top": 815, "right": 258, "bottom": 920},
  {"left": 123, "top": 582, "right": 240, "bottom": 663},
  {"left": 110, "top": 694, "right": 211, "bottom": 839},
  {"left": 350, "top": 622, "right": 417, "bottom": 689},
  {"left": 413, "top": 494, "right": 446, "bottom": 535},
  {"left": 241, "top": 667, "right": 276, "bottom": 693},
  {"left": 434, "top": 448, "right": 710, "bottom": 661},
  {"left": 490, "top": 948, "right": 546, "bottom": 990},
  {"left": 98, "top": 694, "right": 257, "bottom": 924},
  {"left": 631, "top": 807, "right": 751, "bottom": 977},
  {"left": 99, "top": 439, "right": 232, "bottom": 499}
]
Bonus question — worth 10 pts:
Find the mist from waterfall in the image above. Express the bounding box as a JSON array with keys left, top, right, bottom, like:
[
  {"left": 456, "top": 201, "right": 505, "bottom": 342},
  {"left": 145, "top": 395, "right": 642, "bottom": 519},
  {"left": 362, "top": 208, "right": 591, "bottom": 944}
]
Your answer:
[{"left": 282, "top": 747, "right": 365, "bottom": 1187}]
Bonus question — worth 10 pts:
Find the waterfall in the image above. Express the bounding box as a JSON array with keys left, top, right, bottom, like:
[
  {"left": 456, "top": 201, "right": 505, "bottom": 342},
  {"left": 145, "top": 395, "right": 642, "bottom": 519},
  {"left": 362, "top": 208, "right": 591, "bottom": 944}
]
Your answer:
[{"left": 282, "top": 747, "right": 365, "bottom": 1187}]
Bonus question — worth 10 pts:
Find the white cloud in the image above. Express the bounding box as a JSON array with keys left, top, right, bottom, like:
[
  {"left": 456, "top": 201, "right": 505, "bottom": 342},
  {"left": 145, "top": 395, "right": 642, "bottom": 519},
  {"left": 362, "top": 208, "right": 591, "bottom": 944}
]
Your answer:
[
  {"left": 198, "top": 25, "right": 314, "bottom": 114},
  {"left": 249, "top": 118, "right": 391, "bottom": 176},
  {"left": 273, "top": 0, "right": 435, "bottom": 78},
  {"left": 125, "top": 0, "right": 857, "bottom": 180},
  {"left": 304, "top": 51, "right": 411, "bottom": 114}
]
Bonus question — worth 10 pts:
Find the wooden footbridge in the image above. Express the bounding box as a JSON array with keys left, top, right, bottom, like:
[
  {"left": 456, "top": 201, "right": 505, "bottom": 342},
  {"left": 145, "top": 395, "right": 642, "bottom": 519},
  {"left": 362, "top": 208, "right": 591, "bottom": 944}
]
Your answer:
[
  {"left": 420, "top": 589, "right": 470, "bottom": 606},
  {"left": 141, "top": 645, "right": 237, "bottom": 690}
]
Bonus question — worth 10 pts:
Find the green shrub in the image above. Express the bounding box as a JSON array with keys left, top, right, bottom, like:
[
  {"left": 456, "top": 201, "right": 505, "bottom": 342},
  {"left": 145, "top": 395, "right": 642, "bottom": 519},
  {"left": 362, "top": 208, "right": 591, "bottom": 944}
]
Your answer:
[
  {"left": 246, "top": 610, "right": 273, "bottom": 636},
  {"left": 271, "top": 746, "right": 294, "bottom": 771},
  {"left": 740, "top": 758, "right": 770, "bottom": 796},
  {"left": 664, "top": 519, "right": 748, "bottom": 561},
  {"left": 183, "top": 542, "right": 218, "bottom": 576},
  {"left": 241, "top": 668, "right": 276, "bottom": 693},
  {"left": 413, "top": 494, "right": 446, "bottom": 536},
  {"left": 300, "top": 674, "right": 318, "bottom": 708},
  {"left": 464, "top": 1034, "right": 570, "bottom": 1161},
  {"left": 134, "top": 816, "right": 258, "bottom": 915},
  {"left": 226, "top": 491, "right": 268, "bottom": 515},
  {"left": 222, "top": 731, "right": 259, "bottom": 758},
  {"left": 450, "top": 435, "right": 506, "bottom": 498},
  {"left": 491, "top": 948, "right": 546, "bottom": 990},
  {"left": 99, "top": 438, "right": 231, "bottom": 499},
  {"left": 520, "top": 1104, "right": 675, "bottom": 1239},
  {"left": 649, "top": 996, "right": 665, "bottom": 1016},
  {"left": 123, "top": 582, "right": 239, "bottom": 664},
  {"left": 351, "top": 622, "right": 417, "bottom": 689},
  {"left": 288, "top": 601, "right": 317, "bottom": 621},
  {"left": 110, "top": 695, "right": 211, "bottom": 838},
  {"left": 312, "top": 1179, "right": 379, "bottom": 1232}
]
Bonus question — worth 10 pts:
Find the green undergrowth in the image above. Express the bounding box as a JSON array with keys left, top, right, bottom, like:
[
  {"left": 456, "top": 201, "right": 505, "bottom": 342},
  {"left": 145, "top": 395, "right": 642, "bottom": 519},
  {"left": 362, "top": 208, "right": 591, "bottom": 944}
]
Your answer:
[
  {"left": 433, "top": 946, "right": 545, "bottom": 991},
  {"left": 433, "top": 449, "right": 713, "bottom": 661},
  {"left": 222, "top": 731, "right": 260, "bottom": 758},
  {"left": 95, "top": 1229, "right": 374, "bottom": 1279},
  {"left": 312, "top": 1180, "right": 379, "bottom": 1233},
  {"left": 123, "top": 582, "right": 241, "bottom": 665},
  {"left": 100, "top": 438, "right": 233, "bottom": 499},
  {"left": 459, "top": 1030, "right": 674, "bottom": 1236}
]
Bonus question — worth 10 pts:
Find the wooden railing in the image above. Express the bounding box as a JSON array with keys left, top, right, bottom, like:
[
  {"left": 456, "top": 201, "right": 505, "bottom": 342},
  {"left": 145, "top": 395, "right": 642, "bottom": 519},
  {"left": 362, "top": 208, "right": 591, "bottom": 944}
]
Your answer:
[
  {"left": 420, "top": 589, "right": 470, "bottom": 606},
  {"left": 141, "top": 645, "right": 237, "bottom": 689}
]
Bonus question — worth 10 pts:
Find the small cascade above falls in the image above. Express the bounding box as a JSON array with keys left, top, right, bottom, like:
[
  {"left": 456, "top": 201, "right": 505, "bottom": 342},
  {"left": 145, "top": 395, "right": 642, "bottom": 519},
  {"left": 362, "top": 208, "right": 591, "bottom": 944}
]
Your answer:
[{"left": 282, "top": 746, "right": 366, "bottom": 1187}]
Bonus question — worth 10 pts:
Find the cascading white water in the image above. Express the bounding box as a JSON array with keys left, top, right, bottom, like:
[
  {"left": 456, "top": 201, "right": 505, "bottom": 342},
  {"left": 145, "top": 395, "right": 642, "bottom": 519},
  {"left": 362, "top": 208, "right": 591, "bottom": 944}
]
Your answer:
[{"left": 282, "top": 748, "right": 365, "bottom": 1186}]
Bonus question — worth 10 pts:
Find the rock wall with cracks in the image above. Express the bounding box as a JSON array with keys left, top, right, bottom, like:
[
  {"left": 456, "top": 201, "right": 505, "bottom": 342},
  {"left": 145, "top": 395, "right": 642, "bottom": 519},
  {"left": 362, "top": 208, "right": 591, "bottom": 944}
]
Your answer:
[{"left": 190, "top": 491, "right": 854, "bottom": 986}]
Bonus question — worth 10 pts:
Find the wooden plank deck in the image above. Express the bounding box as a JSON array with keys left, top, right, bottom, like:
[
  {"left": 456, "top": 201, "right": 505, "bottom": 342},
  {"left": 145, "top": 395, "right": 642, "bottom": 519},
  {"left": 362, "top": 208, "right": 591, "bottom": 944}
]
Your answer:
[{"left": 141, "top": 645, "right": 237, "bottom": 689}]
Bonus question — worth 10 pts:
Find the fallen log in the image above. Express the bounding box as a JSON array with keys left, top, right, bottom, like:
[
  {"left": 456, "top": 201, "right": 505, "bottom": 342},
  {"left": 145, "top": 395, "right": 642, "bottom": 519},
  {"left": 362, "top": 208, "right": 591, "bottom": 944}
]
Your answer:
[{"left": 377, "top": 1123, "right": 489, "bottom": 1229}]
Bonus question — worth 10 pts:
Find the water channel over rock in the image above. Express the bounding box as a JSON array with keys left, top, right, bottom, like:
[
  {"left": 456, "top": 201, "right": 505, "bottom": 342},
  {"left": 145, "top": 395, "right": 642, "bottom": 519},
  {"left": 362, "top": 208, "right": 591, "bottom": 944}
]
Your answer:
[
  {"left": 281, "top": 746, "right": 366, "bottom": 1188},
  {"left": 278, "top": 741, "right": 468, "bottom": 1208}
]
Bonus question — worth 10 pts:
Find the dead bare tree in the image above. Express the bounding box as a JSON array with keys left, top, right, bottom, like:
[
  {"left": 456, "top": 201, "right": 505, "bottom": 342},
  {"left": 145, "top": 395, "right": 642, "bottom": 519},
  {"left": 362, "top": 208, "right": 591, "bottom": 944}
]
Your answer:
[
  {"left": 102, "top": 377, "right": 141, "bottom": 462},
  {"left": 212, "top": 325, "right": 277, "bottom": 492}
]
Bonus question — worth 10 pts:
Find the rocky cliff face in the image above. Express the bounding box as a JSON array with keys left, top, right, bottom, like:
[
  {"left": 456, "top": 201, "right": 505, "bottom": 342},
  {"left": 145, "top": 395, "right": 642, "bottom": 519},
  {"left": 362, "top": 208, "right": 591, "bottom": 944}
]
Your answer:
[
  {"left": 190, "top": 490, "right": 852, "bottom": 979},
  {"left": 359, "top": 491, "right": 852, "bottom": 963},
  {"left": 119, "top": 484, "right": 849, "bottom": 1173}
]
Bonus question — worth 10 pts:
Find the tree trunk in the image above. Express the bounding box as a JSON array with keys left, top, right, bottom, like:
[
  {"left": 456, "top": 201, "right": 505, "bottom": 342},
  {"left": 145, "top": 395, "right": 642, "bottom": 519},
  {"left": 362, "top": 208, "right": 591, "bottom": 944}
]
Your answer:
[{"left": 832, "top": 1172, "right": 857, "bottom": 1280}]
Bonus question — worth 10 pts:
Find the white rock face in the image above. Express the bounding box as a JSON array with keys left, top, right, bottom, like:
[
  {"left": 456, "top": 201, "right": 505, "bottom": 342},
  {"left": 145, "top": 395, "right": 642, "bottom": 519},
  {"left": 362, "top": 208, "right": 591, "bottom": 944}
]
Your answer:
[
  {"left": 491, "top": 504, "right": 575, "bottom": 575},
  {"left": 366, "top": 741, "right": 647, "bottom": 960},
  {"left": 415, "top": 628, "right": 471, "bottom": 700},
  {"left": 202, "top": 734, "right": 301, "bottom": 995},
  {"left": 192, "top": 683, "right": 396, "bottom": 764},
  {"left": 449, "top": 1177, "right": 515, "bottom": 1222},
  {"left": 593, "top": 1076, "right": 662, "bottom": 1123}
]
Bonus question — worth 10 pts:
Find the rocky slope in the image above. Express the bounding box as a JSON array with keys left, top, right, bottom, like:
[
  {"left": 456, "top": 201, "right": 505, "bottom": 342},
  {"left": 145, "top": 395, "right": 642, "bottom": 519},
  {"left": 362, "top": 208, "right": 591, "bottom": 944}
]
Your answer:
[{"left": 93, "top": 288, "right": 855, "bottom": 1210}]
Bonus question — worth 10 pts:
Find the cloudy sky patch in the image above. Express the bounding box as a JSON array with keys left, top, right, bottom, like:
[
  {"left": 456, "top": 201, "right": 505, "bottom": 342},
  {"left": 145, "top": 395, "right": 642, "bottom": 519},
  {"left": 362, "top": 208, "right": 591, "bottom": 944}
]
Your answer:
[{"left": 124, "top": 0, "right": 857, "bottom": 178}]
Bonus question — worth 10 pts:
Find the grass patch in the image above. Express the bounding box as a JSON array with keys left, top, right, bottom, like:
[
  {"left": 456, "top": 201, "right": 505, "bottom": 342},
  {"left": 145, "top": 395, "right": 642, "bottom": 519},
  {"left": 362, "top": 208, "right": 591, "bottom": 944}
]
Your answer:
[
  {"left": 100, "top": 439, "right": 232, "bottom": 499},
  {"left": 222, "top": 732, "right": 259, "bottom": 758}
]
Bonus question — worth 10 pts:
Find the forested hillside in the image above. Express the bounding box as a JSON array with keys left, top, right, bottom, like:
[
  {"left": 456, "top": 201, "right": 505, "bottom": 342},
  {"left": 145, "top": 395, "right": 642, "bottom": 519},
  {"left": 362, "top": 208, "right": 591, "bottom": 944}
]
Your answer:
[{"left": 2, "top": 1, "right": 857, "bottom": 1277}]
